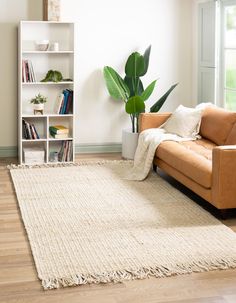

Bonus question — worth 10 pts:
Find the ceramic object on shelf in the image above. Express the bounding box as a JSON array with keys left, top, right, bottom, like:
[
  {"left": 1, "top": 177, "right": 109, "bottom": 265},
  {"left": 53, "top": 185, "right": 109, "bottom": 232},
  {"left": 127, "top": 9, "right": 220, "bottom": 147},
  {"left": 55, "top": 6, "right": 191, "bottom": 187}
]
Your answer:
[
  {"left": 50, "top": 42, "right": 59, "bottom": 51},
  {"left": 35, "top": 40, "right": 49, "bottom": 51}
]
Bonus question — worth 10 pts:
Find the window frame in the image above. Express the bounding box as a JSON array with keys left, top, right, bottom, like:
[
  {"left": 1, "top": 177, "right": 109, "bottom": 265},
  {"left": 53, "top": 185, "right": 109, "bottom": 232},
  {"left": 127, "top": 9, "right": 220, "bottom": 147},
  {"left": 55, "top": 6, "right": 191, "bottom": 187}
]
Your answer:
[{"left": 219, "top": 0, "right": 236, "bottom": 108}]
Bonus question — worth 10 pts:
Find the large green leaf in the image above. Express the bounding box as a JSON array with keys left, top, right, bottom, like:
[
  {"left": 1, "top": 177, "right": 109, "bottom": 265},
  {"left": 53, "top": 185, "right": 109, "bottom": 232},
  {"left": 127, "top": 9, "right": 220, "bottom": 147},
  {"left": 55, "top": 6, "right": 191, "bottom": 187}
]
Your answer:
[
  {"left": 125, "top": 96, "right": 145, "bottom": 114},
  {"left": 125, "top": 52, "right": 145, "bottom": 78},
  {"left": 141, "top": 80, "right": 157, "bottom": 101},
  {"left": 150, "top": 83, "right": 178, "bottom": 112},
  {"left": 141, "top": 45, "right": 151, "bottom": 76},
  {"left": 103, "top": 66, "right": 130, "bottom": 101},
  {"left": 124, "top": 76, "right": 144, "bottom": 97},
  {"left": 138, "top": 79, "right": 144, "bottom": 95}
]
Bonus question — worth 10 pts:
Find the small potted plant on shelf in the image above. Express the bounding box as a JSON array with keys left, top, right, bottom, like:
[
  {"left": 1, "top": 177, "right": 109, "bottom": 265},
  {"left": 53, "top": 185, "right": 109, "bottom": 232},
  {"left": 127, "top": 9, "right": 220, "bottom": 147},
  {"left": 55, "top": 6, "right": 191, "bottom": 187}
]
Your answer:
[{"left": 30, "top": 93, "right": 47, "bottom": 115}]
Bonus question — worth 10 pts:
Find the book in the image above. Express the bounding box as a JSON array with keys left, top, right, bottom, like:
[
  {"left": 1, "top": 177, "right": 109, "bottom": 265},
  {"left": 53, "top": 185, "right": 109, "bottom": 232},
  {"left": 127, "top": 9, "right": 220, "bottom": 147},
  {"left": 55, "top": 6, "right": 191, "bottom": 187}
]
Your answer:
[
  {"left": 60, "top": 90, "right": 70, "bottom": 114},
  {"left": 22, "top": 120, "right": 40, "bottom": 139},
  {"left": 65, "top": 90, "right": 73, "bottom": 114},
  {"left": 58, "top": 141, "right": 72, "bottom": 162},
  {"left": 22, "top": 60, "right": 36, "bottom": 83},
  {"left": 50, "top": 133, "right": 69, "bottom": 139},
  {"left": 54, "top": 94, "right": 64, "bottom": 114},
  {"left": 32, "top": 124, "right": 40, "bottom": 139},
  {"left": 49, "top": 125, "right": 69, "bottom": 134},
  {"left": 30, "top": 124, "right": 37, "bottom": 139}
]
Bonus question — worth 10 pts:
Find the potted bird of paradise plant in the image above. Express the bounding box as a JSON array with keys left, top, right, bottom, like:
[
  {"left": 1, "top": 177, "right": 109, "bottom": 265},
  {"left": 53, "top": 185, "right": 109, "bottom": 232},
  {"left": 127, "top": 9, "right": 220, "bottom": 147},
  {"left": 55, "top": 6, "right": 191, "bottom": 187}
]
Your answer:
[{"left": 103, "top": 45, "right": 178, "bottom": 159}]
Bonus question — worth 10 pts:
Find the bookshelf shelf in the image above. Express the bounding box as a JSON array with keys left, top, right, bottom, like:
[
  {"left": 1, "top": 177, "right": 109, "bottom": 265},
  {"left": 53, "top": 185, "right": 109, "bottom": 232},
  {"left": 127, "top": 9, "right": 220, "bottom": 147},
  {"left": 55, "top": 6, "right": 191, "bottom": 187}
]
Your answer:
[
  {"left": 49, "top": 137, "right": 73, "bottom": 141},
  {"left": 22, "top": 114, "right": 74, "bottom": 118},
  {"left": 22, "top": 51, "right": 74, "bottom": 54},
  {"left": 22, "top": 81, "right": 74, "bottom": 86},
  {"left": 22, "top": 139, "right": 47, "bottom": 142},
  {"left": 18, "top": 21, "right": 75, "bottom": 165}
]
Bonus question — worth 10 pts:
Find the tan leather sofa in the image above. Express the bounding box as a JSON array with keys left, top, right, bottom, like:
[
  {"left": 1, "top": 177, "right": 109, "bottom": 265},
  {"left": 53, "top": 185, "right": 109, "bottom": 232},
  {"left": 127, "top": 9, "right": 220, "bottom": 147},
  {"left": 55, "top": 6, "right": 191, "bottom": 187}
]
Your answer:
[{"left": 139, "top": 106, "right": 236, "bottom": 212}]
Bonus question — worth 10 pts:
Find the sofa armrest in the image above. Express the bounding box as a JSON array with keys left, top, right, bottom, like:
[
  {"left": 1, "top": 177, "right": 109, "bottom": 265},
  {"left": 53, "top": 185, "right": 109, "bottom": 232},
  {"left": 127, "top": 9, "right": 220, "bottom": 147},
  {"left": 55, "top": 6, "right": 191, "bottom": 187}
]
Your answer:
[
  {"left": 139, "top": 113, "right": 171, "bottom": 133},
  {"left": 212, "top": 146, "right": 236, "bottom": 208}
]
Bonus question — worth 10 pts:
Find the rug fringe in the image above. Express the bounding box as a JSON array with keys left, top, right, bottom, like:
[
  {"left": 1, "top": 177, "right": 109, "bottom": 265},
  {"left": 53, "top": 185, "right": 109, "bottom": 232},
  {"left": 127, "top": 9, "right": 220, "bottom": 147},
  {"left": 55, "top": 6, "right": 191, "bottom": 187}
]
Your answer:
[
  {"left": 7, "top": 160, "right": 133, "bottom": 170},
  {"left": 41, "top": 258, "right": 236, "bottom": 290}
]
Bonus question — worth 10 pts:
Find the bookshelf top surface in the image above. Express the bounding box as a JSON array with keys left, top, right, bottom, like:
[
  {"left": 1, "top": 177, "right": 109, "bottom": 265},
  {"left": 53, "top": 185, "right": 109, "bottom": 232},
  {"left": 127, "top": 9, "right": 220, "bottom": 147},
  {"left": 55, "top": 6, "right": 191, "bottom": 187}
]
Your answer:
[
  {"left": 22, "top": 114, "right": 74, "bottom": 118},
  {"left": 20, "top": 21, "right": 74, "bottom": 25}
]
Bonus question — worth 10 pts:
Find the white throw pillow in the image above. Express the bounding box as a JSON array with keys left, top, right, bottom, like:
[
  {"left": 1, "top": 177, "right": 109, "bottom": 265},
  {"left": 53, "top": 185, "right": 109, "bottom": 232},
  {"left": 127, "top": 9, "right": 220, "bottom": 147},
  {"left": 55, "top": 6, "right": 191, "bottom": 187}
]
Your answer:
[{"left": 162, "top": 105, "right": 202, "bottom": 138}]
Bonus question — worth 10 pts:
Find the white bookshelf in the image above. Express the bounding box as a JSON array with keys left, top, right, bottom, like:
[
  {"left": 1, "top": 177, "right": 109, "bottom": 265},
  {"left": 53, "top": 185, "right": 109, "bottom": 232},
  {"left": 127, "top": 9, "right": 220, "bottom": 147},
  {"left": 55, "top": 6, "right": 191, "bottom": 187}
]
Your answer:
[{"left": 18, "top": 21, "right": 75, "bottom": 164}]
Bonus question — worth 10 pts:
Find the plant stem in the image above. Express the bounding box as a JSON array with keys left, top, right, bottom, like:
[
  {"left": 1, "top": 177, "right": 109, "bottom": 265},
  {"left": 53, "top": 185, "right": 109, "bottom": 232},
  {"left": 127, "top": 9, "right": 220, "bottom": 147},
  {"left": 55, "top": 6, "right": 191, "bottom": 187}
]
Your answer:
[
  {"left": 136, "top": 114, "right": 139, "bottom": 133},
  {"left": 131, "top": 115, "right": 135, "bottom": 133}
]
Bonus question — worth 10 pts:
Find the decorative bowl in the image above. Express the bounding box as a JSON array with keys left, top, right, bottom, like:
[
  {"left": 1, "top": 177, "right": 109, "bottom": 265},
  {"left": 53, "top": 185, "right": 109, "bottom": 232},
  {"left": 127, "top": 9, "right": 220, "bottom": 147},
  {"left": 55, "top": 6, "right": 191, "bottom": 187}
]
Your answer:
[{"left": 35, "top": 40, "right": 49, "bottom": 51}]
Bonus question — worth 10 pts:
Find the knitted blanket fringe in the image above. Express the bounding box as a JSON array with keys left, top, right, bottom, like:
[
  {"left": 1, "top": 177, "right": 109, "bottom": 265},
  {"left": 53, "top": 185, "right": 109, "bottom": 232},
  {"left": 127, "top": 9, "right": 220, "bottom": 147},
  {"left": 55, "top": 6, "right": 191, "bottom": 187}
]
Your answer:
[
  {"left": 42, "top": 258, "right": 236, "bottom": 290},
  {"left": 7, "top": 160, "right": 132, "bottom": 170}
]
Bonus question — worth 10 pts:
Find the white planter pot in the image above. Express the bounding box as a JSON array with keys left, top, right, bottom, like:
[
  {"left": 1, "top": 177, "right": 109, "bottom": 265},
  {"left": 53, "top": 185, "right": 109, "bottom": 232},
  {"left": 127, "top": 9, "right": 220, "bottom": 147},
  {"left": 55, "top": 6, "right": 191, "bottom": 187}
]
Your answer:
[
  {"left": 122, "top": 129, "right": 139, "bottom": 160},
  {"left": 33, "top": 103, "right": 44, "bottom": 111}
]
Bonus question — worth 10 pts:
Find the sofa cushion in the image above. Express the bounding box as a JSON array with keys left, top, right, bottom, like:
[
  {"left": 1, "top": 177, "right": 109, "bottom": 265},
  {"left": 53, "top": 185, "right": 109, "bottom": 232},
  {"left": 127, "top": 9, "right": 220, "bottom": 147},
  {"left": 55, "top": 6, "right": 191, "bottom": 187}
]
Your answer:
[
  {"left": 156, "top": 139, "right": 215, "bottom": 189},
  {"left": 225, "top": 123, "right": 236, "bottom": 145},
  {"left": 200, "top": 107, "right": 236, "bottom": 145}
]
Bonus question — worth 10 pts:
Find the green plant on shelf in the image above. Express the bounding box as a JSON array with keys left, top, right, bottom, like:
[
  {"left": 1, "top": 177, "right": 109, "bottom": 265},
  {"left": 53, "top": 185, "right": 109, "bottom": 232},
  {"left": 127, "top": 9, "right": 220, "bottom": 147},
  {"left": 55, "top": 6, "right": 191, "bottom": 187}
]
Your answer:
[
  {"left": 30, "top": 93, "right": 47, "bottom": 104},
  {"left": 41, "top": 70, "right": 73, "bottom": 83}
]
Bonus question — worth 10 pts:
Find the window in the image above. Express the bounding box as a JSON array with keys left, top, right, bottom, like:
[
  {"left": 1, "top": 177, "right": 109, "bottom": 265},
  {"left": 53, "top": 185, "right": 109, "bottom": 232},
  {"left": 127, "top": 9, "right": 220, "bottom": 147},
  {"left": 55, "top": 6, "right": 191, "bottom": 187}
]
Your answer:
[{"left": 221, "top": 0, "right": 236, "bottom": 110}]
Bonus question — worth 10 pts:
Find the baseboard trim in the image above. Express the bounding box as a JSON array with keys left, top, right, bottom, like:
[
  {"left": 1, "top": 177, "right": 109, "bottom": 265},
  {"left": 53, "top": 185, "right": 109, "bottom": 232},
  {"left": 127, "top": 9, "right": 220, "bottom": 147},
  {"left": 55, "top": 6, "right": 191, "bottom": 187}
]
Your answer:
[
  {"left": 0, "top": 143, "right": 122, "bottom": 158},
  {"left": 0, "top": 146, "right": 17, "bottom": 158},
  {"left": 75, "top": 143, "right": 122, "bottom": 154}
]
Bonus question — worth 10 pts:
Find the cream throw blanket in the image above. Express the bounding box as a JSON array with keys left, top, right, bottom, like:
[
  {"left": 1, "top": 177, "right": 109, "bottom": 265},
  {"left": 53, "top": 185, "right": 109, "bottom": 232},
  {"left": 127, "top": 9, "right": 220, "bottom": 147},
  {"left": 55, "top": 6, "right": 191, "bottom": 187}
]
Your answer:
[{"left": 128, "top": 128, "right": 195, "bottom": 181}]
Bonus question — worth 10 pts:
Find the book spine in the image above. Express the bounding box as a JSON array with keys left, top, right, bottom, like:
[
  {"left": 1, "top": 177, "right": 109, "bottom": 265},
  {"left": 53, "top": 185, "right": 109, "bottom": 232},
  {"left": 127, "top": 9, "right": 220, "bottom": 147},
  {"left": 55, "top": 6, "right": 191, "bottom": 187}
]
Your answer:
[
  {"left": 30, "top": 60, "right": 36, "bottom": 82},
  {"left": 32, "top": 124, "right": 40, "bottom": 139},
  {"left": 30, "top": 124, "right": 36, "bottom": 139},
  {"left": 28, "top": 60, "right": 32, "bottom": 82},
  {"left": 22, "top": 120, "right": 28, "bottom": 139},
  {"left": 67, "top": 141, "right": 71, "bottom": 161},
  {"left": 56, "top": 94, "right": 64, "bottom": 114},
  {"left": 59, "top": 98, "right": 64, "bottom": 114},
  {"left": 25, "top": 121, "right": 32, "bottom": 139},
  {"left": 62, "top": 90, "right": 69, "bottom": 114},
  {"left": 25, "top": 60, "right": 28, "bottom": 82},
  {"left": 65, "top": 90, "right": 73, "bottom": 114}
]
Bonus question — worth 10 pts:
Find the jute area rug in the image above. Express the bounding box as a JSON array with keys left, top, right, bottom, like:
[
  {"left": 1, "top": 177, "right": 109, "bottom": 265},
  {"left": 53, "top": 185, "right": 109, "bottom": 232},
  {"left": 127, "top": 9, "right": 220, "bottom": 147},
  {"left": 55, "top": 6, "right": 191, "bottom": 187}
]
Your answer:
[{"left": 10, "top": 161, "right": 236, "bottom": 290}]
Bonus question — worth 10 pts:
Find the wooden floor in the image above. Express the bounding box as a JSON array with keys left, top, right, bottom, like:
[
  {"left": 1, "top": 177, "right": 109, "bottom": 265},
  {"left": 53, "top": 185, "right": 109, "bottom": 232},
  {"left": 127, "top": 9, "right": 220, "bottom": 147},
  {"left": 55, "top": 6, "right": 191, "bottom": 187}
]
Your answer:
[{"left": 1, "top": 154, "right": 236, "bottom": 303}]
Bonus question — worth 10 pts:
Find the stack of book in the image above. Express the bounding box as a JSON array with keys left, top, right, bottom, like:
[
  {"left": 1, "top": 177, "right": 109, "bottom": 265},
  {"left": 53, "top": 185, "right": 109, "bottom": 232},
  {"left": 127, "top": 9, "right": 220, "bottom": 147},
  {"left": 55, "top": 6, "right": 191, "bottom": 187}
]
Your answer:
[
  {"left": 22, "top": 60, "right": 36, "bottom": 82},
  {"left": 54, "top": 89, "right": 73, "bottom": 114},
  {"left": 49, "top": 125, "right": 69, "bottom": 139},
  {"left": 22, "top": 120, "right": 40, "bottom": 139},
  {"left": 58, "top": 141, "right": 73, "bottom": 162}
]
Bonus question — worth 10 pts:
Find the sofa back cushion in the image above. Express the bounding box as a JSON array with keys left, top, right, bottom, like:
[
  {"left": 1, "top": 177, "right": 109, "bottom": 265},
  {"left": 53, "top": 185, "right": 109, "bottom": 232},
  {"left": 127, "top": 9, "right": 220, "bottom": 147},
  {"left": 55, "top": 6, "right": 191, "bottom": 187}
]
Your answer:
[
  {"left": 225, "top": 123, "right": 236, "bottom": 145},
  {"left": 200, "top": 107, "right": 236, "bottom": 145}
]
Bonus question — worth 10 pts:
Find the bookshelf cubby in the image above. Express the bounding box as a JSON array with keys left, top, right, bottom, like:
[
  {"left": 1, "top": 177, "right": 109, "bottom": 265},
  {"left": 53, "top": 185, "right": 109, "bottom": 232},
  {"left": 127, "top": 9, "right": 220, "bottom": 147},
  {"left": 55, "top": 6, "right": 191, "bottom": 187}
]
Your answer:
[{"left": 18, "top": 21, "right": 75, "bottom": 164}]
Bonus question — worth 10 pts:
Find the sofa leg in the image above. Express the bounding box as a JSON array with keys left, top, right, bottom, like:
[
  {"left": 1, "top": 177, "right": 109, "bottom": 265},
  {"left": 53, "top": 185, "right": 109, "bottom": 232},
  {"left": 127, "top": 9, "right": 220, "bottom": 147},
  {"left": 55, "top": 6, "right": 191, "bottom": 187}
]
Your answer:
[
  {"left": 219, "top": 209, "right": 228, "bottom": 220},
  {"left": 153, "top": 164, "right": 157, "bottom": 172}
]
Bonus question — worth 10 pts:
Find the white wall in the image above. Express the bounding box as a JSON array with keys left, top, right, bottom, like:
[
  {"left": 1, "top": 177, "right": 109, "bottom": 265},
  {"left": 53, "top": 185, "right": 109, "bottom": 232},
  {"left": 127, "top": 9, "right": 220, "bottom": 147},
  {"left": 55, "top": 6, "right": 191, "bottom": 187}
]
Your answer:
[
  {"left": 0, "top": 0, "right": 43, "bottom": 148},
  {"left": 0, "top": 0, "right": 194, "bottom": 150},
  {"left": 61, "top": 0, "right": 194, "bottom": 145}
]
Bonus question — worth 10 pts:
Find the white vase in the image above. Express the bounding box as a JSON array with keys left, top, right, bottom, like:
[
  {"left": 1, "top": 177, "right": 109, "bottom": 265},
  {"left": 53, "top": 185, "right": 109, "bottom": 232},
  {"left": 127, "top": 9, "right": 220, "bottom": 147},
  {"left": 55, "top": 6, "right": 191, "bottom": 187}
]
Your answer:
[{"left": 122, "top": 129, "right": 139, "bottom": 160}]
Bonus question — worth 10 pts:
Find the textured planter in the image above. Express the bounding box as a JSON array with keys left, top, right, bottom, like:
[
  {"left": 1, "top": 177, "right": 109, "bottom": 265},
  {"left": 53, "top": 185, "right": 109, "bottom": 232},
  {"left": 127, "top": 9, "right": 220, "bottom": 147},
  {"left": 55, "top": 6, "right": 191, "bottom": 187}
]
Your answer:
[
  {"left": 122, "top": 129, "right": 139, "bottom": 160},
  {"left": 33, "top": 103, "right": 44, "bottom": 111}
]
